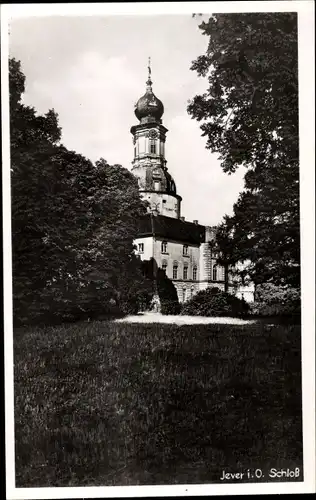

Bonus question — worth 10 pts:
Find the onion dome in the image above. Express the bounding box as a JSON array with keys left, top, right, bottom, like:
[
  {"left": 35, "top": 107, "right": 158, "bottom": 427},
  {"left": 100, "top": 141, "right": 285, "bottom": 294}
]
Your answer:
[{"left": 134, "top": 58, "right": 164, "bottom": 123}]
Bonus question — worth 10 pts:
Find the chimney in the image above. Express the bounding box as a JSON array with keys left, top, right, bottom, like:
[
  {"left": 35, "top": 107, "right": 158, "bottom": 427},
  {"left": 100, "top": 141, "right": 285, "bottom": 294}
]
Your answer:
[
  {"left": 193, "top": 219, "right": 199, "bottom": 225},
  {"left": 180, "top": 216, "right": 185, "bottom": 222}
]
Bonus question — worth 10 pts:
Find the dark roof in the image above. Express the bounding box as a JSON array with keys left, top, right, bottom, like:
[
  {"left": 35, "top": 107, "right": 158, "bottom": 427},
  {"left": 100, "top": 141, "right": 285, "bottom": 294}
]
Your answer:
[{"left": 137, "top": 214, "right": 206, "bottom": 245}]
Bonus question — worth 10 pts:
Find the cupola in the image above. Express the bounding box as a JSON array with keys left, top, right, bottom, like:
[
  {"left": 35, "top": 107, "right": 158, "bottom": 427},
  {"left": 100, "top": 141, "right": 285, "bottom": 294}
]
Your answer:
[{"left": 134, "top": 58, "right": 164, "bottom": 124}]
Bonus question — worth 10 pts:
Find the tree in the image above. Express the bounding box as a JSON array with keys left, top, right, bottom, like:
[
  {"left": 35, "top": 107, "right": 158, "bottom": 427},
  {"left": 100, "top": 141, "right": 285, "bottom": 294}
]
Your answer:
[
  {"left": 10, "top": 58, "right": 152, "bottom": 325},
  {"left": 141, "top": 259, "right": 181, "bottom": 315},
  {"left": 188, "top": 13, "right": 299, "bottom": 287},
  {"left": 252, "top": 283, "right": 300, "bottom": 320}
]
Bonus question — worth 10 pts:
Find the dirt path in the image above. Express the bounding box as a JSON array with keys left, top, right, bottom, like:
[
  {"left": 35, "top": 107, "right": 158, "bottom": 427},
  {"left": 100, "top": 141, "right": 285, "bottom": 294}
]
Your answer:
[{"left": 115, "top": 312, "right": 256, "bottom": 325}]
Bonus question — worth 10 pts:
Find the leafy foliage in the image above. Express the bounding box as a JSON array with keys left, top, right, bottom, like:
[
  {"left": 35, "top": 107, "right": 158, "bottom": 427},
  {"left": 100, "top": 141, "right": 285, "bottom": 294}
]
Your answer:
[
  {"left": 181, "top": 286, "right": 250, "bottom": 317},
  {"left": 10, "top": 58, "right": 151, "bottom": 325},
  {"left": 188, "top": 13, "right": 299, "bottom": 287},
  {"left": 251, "top": 283, "right": 301, "bottom": 319},
  {"left": 142, "top": 259, "right": 181, "bottom": 315},
  {"left": 157, "top": 268, "right": 181, "bottom": 315}
]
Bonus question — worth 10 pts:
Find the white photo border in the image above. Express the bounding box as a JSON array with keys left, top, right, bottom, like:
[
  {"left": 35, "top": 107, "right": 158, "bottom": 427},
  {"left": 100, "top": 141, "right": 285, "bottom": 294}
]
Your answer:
[{"left": 2, "top": 1, "right": 315, "bottom": 497}]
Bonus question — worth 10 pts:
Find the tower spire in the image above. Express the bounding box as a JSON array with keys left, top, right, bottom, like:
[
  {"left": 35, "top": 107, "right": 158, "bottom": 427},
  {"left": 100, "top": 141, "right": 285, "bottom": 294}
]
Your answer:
[{"left": 146, "top": 56, "right": 152, "bottom": 90}]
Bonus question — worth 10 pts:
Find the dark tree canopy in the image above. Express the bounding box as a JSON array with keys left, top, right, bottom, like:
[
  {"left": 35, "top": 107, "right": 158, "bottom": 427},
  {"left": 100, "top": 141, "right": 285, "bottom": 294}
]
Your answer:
[
  {"left": 188, "top": 13, "right": 299, "bottom": 287},
  {"left": 10, "top": 58, "right": 152, "bottom": 325}
]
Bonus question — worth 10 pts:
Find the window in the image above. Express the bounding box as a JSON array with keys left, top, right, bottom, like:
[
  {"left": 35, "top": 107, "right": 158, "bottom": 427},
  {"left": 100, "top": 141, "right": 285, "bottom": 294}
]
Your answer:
[
  {"left": 154, "top": 181, "right": 160, "bottom": 191},
  {"left": 173, "top": 264, "right": 178, "bottom": 279},
  {"left": 192, "top": 266, "right": 197, "bottom": 281},
  {"left": 138, "top": 243, "right": 144, "bottom": 253},
  {"left": 134, "top": 146, "right": 136, "bottom": 157},
  {"left": 183, "top": 245, "right": 188, "bottom": 256},
  {"left": 161, "top": 241, "right": 168, "bottom": 253},
  {"left": 212, "top": 265, "right": 217, "bottom": 281},
  {"left": 182, "top": 288, "right": 186, "bottom": 302},
  {"left": 150, "top": 141, "right": 156, "bottom": 154},
  {"left": 162, "top": 261, "right": 168, "bottom": 275},
  {"left": 191, "top": 287, "right": 194, "bottom": 298},
  {"left": 183, "top": 266, "right": 188, "bottom": 280}
]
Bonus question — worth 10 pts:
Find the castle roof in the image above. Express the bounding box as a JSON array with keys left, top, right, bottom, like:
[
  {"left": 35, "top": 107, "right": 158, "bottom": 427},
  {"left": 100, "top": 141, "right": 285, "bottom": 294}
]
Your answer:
[{"left": 137, "top": 214, "right": 206, "bottom": 245}]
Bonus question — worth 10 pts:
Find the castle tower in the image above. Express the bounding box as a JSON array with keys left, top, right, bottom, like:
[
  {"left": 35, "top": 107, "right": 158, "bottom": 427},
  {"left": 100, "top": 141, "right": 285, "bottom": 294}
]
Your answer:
[{"left": 130, "top": 58, "right": 182, "bottom": 219}]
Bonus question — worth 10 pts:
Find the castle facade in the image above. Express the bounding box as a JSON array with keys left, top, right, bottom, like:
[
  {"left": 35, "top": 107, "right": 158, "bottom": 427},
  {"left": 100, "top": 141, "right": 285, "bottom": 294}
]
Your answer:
[{"left": 131, "top": 63, "right": 254, "bottom": 304}]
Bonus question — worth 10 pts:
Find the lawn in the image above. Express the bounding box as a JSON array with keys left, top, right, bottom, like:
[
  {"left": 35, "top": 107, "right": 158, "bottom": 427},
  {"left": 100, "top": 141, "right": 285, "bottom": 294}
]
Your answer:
[{"left": 14, "top": 320, "right": 303, "bottom": 486}]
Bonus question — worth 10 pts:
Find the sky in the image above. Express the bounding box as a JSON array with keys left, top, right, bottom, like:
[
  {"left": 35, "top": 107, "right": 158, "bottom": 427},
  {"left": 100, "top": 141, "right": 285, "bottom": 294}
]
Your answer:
[{"left": 9, "top": 14, "right": 246, "bottom": 226}]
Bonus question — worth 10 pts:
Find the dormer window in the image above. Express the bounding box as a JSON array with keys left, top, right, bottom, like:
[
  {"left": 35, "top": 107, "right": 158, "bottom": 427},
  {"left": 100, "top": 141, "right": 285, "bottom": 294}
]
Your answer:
[
  {"left": 154, "top": 181, "right": 160, "bottom": 191},
  {"left": 161, "top": 241, "right": 168, "bottom": 253},
  {"left": 183, "top": 245, "right": 188, "bottom": 256}
]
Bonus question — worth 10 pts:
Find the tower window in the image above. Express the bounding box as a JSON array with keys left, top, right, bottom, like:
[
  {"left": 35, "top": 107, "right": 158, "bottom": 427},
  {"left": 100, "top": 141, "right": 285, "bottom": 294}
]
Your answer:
[
  {"left": 193, "top": 266, "right": 197, "bottom": 281},
  {"left": 213, "top": 265, "right": 217, "bottom": 281},
  {"left": 150, "top": 141, "right": 156, "bottom": 154},
  {"left": 161, "top": 241, "right": 168, "bottom": 253},
  {"left": 183, "top": 265, "right": 188, "bottom": 280},
  {"left": 138, "top": 243, "right": 144, "bottom": 253},
  {"left": 183, "top": 245, "right": 188, "bottom": 256},
  {"left": 173, "top": 264, "right": 178, "bottom": 280}
]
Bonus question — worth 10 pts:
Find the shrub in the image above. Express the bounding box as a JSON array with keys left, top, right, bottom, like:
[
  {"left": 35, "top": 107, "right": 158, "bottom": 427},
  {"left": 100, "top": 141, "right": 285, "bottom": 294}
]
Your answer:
[
  {"left": 157, "top": 268, "right": 181, "bottom": 315},
  {"left": 141, "top": 259, "right": 181, "bottom": 315},
  {"left": 181, "top": 286, "right": 250, "bottom": 317},
  {"left": 251, "top": 284, "right": 301, "bottom": 319}
]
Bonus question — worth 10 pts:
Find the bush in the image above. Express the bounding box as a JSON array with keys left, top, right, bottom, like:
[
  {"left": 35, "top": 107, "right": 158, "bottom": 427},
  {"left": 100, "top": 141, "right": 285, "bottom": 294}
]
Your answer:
[
  {"left": 181, "top": 286, "right": 250, "bottom": 317},
  {"left": 141, "top": 259, "right": 181, "bottom": 315},
  {"left": 157, "top": 268, "right": 181, "bottom": 315},
  {"left": 251, "top": 284, "right": 301, "bottom": 319}
]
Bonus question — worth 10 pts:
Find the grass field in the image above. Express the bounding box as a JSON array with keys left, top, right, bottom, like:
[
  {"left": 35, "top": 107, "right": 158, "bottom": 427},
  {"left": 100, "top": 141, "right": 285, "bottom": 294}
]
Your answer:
[{"left": 14, "top": 320, "right": 303, "bottom": 486}]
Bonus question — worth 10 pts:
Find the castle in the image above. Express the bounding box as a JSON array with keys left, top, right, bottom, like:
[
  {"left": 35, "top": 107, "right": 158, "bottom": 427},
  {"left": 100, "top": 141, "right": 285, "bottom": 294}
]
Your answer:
[{"left": 131, "top": 61, "right": 254, "bottom": 304}]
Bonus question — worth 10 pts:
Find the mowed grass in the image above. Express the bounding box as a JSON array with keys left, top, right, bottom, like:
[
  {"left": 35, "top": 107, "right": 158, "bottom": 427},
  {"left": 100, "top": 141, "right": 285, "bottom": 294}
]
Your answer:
[{"left": 14, "top": 321, "right": 302, "bottom": 486}]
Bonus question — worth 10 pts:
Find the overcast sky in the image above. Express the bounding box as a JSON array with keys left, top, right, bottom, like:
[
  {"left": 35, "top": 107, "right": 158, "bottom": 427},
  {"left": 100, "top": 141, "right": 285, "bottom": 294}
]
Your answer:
[{"left": 9, "top": 14, "right": 246, "bottom": 226}]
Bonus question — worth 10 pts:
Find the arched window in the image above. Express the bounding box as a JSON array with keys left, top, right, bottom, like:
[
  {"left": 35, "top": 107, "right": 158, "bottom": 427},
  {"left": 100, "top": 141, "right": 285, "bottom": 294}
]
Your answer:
[
  {"left": 183, "top": 265, "right": 188, "bottom": 280},
  {"left": 154, "top": 181, "right": 160, "bottom": 191},
  {"left": 161, "top": 241, "right": 168, "bottom": 253},
  {"left": 162, "top": 260, "right": 168, "bottom": 276},
  {"left": 192, "top": 266, "right": 197, "bottom": 281},
  {"left": 173, "top": 263, "right": 178, "bottom": 280},
  {"left": 212, "top": 265, "right": 217, "bottom": 281}
]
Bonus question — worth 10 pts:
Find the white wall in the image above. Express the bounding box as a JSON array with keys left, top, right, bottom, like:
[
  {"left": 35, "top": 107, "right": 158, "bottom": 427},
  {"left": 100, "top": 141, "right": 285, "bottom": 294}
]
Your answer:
[
  {"left": 142, "top": 192, "right": 180, "bottom": 219},
  {"left": 134, "top": 236, "right": 201, "bottom": 302}
]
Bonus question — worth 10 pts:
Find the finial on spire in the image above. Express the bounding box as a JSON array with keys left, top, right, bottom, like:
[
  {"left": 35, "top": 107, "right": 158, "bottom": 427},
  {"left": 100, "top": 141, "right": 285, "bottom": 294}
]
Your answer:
[{"left": 146, "top": 56, "right": 152, "bottom": 89}]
